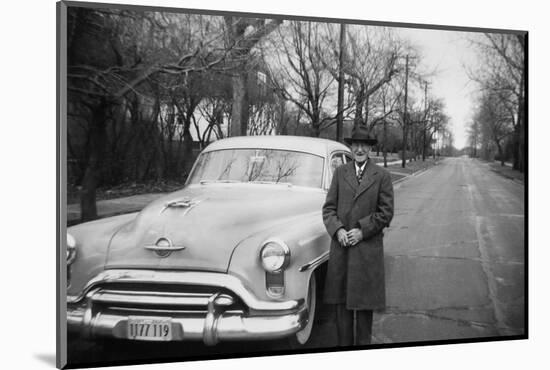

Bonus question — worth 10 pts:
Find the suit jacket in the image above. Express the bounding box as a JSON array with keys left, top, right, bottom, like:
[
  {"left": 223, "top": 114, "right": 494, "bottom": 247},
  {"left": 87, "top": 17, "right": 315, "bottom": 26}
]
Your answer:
[{"left": 322, "top": 158, "right": 394, "bottom": 310}]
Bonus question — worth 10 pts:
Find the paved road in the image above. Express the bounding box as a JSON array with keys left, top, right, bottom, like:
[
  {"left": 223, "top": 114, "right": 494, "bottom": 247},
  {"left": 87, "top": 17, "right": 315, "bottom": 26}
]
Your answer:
[
  {"left": 374, "top": 157, "right": 525, "bottom": 343},
  {"left": 67, "top": 157, "right": 525, "bottom": 366}
]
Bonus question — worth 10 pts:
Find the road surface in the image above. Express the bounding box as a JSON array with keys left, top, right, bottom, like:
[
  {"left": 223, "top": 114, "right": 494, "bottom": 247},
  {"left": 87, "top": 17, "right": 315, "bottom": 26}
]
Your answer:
[
  {"left": 375, "top": 157, "right": 525, "bottom": 343},
  {"left": 67, "top": 157, "right": 525, "bottom": 366}
]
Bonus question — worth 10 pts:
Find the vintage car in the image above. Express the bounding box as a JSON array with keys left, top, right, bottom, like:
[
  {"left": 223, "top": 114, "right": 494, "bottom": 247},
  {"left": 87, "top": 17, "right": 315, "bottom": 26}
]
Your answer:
[{"left": 66, "top": 135, "right": 353, "bottom": 346}]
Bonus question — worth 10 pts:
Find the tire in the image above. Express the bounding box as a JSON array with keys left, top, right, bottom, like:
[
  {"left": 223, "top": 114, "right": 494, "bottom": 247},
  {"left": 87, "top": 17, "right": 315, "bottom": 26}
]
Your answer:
[{"left": 288, "top": 272, "right": 317, "bottom": 348}]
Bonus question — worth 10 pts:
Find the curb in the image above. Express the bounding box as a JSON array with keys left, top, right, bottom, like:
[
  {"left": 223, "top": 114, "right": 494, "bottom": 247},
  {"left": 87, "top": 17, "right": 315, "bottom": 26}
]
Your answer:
[
  {"left": 476, "top": 159, "right": 524, "bottom": 185},
  {"left": 391, "top": 162, "right": 438, "bottom": 188},
  {"left": 488, "top": 168, "right": 524, "bottom": 186}
]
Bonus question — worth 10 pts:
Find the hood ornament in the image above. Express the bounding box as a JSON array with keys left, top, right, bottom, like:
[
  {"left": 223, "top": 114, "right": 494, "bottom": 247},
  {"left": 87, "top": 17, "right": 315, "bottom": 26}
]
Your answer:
[
  {"left": 160, "top": 197, "right": 204, "bottom": 215},
  {"left": 144, "top": 237, "right": 185, "bottom": 258}
]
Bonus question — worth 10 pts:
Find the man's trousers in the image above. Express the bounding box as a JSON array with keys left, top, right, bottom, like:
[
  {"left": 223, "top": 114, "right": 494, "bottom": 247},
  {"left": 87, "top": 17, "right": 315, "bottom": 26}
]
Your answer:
[{"left": 335, "top": 304, "right": 373, "bottom": 346}]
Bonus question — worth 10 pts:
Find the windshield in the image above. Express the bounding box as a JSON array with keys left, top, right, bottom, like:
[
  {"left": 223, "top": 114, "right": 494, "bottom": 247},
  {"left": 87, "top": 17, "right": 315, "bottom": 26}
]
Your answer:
[{"left": 187, "top": 149, "right": 325, "bottom": 188}]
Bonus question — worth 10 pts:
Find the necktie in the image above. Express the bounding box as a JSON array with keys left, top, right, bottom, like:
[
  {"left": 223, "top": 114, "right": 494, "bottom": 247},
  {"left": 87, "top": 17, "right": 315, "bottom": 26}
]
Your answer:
[{"left": 357, "top": 168, "right": 363, "bottom": 183}]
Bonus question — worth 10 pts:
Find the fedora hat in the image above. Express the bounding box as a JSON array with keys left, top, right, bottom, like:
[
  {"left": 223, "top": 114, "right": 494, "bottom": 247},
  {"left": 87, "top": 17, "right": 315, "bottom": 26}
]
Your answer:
[{"left": 344, "top": 125, "right": 378, "bottom": 145}]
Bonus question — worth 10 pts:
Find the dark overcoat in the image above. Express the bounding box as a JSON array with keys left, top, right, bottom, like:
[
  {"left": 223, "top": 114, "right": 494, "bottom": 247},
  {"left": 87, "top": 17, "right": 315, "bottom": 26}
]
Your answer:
[{"left": 322, "top": 159, "right": 394, "bottom": 310}]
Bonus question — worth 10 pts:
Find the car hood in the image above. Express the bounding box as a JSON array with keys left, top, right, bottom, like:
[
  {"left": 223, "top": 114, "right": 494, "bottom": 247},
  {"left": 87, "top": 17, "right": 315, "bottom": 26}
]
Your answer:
[{"left": 104, "top": 184, "right": 325, "bottom": 272}]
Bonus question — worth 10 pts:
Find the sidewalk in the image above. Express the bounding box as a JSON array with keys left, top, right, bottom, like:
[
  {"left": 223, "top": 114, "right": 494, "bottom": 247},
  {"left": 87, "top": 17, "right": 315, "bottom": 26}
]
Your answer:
[
  {"left": 67, "top": 159, "right": 438, "bottom": 225},
  {"left": 386, "top": 158, "right": 440, "bottom": 183},
  {"left": 487, "top": 160, "right": 524, "bottom": 184}
]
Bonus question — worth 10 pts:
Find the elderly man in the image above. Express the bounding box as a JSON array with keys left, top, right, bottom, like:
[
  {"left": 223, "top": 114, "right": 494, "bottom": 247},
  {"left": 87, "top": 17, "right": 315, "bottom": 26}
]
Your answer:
[{"left": 322, "top": 126, "right": 394, "bottom": 346}]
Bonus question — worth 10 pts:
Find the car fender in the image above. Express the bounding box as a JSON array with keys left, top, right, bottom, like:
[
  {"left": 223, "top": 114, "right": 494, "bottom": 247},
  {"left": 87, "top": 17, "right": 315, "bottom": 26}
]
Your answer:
[
  {"left": 67, "top": 213, "right": 138, "bottom": 296},
  {"left": 227, "top": 210, "right": 330, "bottom": 302}
]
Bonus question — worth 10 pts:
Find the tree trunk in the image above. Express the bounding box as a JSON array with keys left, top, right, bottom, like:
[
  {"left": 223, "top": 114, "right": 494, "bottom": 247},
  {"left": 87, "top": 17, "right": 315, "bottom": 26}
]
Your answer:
[
  {"left": 312, "top": 114, "right": 321, "bottom": 137},
  {"left": 402, "top": 120, "right": 408, "bottom": 168},
  {"left": 411, "top": 122, "right": 416, "bottom": 161},
  {"left": 352, "top": 84, "right": 365, "bottom": 131},
  {"left": 364, "top": 92, "right": 369, "bottom": 128},
  {"left": 166, "top": 113, "right": 175, "bottom": 178},
  {"left": 80, "top": 99, "right": 109, "bottom": 222},
  {"left": 354, "top": 86, "right": 364, "bottom": 130},
  {"left": 512, "top": 124, "right": 520, "bottom": 170},
  {"left": 336, "top": 23, "right": 346, "bottom": 143},
  {"left": 422, "top": 128, "right": 426, "bottom": 161},
  {"left": 383, "top": 119, "right": 388, "bottom": 168},
  {"left": 230, "top": 72, "right": 249, "bottom": 136},
  {"left": 181, "top": 119, "right": 194, "bottom": 180},
  {"left": 497, "top": 142, "right": 505, "bottom": 166},
  {"left": 401, "top": 55, "right": 409, "bottom": 168},
  {"left": 432, "top": 129, "right": 437, "bottom": 160},
  {"left": 278, "top": 101, "right": 288, "bottom": 135}
]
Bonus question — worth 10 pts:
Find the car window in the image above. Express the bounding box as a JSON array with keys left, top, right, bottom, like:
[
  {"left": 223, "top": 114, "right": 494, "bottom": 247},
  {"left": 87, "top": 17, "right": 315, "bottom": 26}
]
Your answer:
[
  {"left": 326, "top": 152, "right": 349, "bottom": 187},
  {"left": 330, "top": 153, "right": 345, "bottom": 172},
  {"left": 188, "top": 149, "right": 325, "bottom": 188}
]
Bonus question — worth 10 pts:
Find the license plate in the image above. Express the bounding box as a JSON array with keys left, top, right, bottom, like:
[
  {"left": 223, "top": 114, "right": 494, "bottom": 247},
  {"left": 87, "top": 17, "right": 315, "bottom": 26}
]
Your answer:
[{"left": 127, "top": 317, "right": 173, "bottom": 341}]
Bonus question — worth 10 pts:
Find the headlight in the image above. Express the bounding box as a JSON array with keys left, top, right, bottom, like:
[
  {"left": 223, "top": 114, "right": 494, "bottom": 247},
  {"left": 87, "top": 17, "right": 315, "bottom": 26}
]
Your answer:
[
  {"left": 67, "top": 233, "right": 77, "bottom": 265},
  {"left": 260, "top": 239, "right": 290, "bottom": 272}
]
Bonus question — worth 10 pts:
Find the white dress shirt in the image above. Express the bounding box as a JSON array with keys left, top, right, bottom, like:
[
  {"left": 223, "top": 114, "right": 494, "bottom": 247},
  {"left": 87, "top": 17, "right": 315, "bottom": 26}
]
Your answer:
[{"left": 355, "top": 161, "right": 367, "bottom": 180}]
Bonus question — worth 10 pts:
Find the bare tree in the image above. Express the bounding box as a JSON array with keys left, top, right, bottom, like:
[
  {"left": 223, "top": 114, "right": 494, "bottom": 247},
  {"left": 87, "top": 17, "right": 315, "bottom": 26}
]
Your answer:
[
  {"left": 248, "top": 98, "right": 279, "bottom": 135},
  {"left": 467, "top": 33, "right": 526, "bottom": 171},
  {"left": 467, "top": 119, "right": 481, "bottom": 157},
  {"left": 475, "top": 91, "right": 514, "bottom": 165},
  {"left": 425, "top": 99, "right": 450, "bottom": 159},
  {"left": 339, "top": 26, "right": 401, "bottom": 130},
  {"left": 371, "top": 82, "right": 403, "bottom": 166},
  {"left": 198, "top": 95, "right": 231, "bottom": 143},
  {"left": 265, "top": 21, "right": 344, "bottom": 137},
  {"left": 68, "top": 8, "right": 230, "bottom": 221},
  {"left": 223, "top": 17, "right": 283, "bottom": 137}
]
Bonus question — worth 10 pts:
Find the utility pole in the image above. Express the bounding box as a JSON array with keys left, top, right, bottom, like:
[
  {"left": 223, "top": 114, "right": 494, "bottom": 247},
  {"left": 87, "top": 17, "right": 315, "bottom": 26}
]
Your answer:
[
  {"left": 401, "top": 55, "right": 409, "bottom": 168},
  {"left": 411, "top": 110, "right": 416, "bottom": 161},
  {"left": 383, "top": 119, "right": 388, "bottom": 167},
  {"left": 336, "top": 23, "right": 346, "bottom": 143},
  {"left": 383, "top": 93, "right": 388, "bottom": 168},
  {"left": 473, "top": 121, "right": 478, "bottom": 158},
  {"left": 433, "top": 126, "right": 439, "bottom": 159}
]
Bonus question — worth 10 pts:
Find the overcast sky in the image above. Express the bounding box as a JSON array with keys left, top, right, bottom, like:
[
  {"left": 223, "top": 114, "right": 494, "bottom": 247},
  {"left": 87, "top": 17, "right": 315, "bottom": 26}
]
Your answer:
[{"left": 397, "top": 27, "right": 483, "bottom": 149}]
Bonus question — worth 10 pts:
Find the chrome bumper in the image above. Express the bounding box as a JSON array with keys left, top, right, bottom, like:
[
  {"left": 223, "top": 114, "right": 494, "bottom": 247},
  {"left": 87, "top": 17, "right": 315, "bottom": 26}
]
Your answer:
[{"left": 67, "top": 270, "right": 308, "bottom": 345}]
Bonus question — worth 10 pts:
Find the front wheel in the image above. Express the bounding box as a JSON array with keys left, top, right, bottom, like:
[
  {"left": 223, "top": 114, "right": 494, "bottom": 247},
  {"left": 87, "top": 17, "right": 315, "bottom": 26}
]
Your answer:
[{"left": 288, "top": 273, "right": 317, "bottom": 347}]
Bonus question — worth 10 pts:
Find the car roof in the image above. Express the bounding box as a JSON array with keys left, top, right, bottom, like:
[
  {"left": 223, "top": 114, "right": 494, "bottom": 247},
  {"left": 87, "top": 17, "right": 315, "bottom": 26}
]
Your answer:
[{"left": 202, "top": 135, "right": 350, "bottom": 158}]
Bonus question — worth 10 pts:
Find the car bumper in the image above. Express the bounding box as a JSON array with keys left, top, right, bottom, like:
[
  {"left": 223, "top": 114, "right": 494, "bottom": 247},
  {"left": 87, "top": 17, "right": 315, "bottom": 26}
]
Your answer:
[
  {"left": 67, "top": 269, "right": 308, "bottom": 345},
  {"left": 67, "top": 303, "right": 307, "bottom": 345}
]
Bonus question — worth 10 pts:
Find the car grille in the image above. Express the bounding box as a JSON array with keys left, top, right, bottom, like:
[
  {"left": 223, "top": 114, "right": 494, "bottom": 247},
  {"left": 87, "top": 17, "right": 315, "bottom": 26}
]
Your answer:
[{"left": 87, "top": 282, "right": 245, "bottom": 314}]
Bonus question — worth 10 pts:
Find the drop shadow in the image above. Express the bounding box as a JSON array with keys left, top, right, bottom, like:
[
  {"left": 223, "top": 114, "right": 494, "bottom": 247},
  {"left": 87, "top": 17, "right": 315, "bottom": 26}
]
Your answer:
[{"left": 34, "top": 353, "right": 57, "bottom": 367}]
